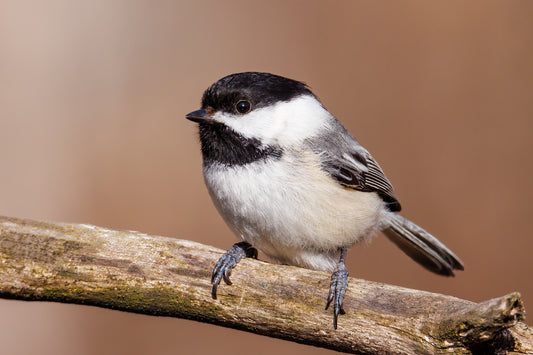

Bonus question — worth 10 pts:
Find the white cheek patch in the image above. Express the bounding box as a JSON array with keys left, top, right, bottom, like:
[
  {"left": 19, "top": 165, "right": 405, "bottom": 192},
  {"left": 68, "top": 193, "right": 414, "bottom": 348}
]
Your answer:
[{"left": 213, "top": 95, "right": 331, "bottom": 146}]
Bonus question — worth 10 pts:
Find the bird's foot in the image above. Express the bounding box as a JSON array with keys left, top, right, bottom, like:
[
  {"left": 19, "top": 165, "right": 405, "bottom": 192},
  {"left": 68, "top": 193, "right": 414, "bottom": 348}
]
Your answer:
[
  {"left": 325, "top": 259, "right": 349, "bottom": 329},
  {"left": 211, "top": 241, "right": 257, "bottom": 299}
]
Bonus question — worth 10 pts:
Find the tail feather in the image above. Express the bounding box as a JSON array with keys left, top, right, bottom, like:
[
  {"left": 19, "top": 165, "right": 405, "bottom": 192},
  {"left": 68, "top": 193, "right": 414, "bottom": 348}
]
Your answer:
[{"left": 382, "top": 213, "right": 464, "bottom": 276}]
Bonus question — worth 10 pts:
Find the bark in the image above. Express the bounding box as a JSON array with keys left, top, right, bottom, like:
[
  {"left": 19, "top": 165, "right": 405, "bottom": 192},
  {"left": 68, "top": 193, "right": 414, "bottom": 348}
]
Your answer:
[{"left": 0, "top": 216, "right": 531, "bottom": 354}]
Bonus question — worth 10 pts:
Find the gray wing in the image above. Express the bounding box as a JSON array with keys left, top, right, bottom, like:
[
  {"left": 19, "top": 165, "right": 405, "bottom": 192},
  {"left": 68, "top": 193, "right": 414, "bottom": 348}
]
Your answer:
[{"left": 308, "top": 119, "right": 401, "bottom": 212}]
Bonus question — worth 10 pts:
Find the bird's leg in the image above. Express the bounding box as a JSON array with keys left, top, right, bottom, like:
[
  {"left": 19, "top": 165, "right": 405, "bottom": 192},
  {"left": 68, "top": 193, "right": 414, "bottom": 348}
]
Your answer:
[
  {"left": 325, "top": 247, "right": 349, "bottom": 329},
  {"left": 211, "top": 241, "right": 258, "bottom": 299}
]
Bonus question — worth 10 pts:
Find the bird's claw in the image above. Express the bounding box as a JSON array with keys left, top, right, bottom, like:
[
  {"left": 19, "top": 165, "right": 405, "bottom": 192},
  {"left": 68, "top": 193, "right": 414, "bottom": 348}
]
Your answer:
[
  {"left": 211, "top": 241, "right": 257, "bottom": 299},
  {"left": 325, "top": 261, "right": 349, "bottom": 329}
]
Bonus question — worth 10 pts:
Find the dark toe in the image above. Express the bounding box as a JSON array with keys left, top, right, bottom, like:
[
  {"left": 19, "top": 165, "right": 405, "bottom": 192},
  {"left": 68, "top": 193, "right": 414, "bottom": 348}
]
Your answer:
[
  {"left": 210, "top": 242, "right": 257, "bottom": 299},
  {"left": 326, "top": 262, "right": 349, "bottom": 329}
]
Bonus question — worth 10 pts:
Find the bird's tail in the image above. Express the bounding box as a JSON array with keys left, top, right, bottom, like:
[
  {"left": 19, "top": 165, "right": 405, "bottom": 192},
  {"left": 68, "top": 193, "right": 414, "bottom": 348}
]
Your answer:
[{"left": 382, "top": 213, "right": 464, "bottom": 276}]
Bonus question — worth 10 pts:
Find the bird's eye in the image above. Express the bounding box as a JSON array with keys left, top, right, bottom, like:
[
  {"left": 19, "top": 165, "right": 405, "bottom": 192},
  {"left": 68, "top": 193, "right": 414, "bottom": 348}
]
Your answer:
[{"left": 236, "top": 100, "right": 251, "bottom": 114}]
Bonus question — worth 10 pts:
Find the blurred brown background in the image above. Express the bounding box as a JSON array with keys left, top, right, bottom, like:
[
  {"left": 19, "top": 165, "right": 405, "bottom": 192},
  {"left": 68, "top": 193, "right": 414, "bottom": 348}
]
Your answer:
[{"left": 1, "top": 1, "right": 532, "bottom": 354}]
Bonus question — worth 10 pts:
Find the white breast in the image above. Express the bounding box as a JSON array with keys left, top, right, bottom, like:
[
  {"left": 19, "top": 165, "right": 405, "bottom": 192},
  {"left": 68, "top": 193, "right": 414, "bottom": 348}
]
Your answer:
[{"left": 203, "top": 150, "right": 386, "bottom": 271}]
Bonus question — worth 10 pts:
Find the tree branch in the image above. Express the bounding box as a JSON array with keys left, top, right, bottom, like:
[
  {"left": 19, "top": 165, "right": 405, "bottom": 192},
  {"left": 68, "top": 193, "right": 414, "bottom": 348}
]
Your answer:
[{"left": 0, "top": 216, "right": 531, "bottom": 354}]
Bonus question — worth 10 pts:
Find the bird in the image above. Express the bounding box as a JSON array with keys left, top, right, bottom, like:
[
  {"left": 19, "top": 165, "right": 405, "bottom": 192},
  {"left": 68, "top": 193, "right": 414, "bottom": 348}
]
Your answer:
[{"left": 185, "top": 72, "right": 464, "bottom": 329}]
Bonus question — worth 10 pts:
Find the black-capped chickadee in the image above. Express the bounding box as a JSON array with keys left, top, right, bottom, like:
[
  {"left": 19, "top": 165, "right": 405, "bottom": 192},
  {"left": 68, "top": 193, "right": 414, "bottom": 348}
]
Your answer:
[{"left": 186, "top": 72, "right": 464, "bottom": 329}]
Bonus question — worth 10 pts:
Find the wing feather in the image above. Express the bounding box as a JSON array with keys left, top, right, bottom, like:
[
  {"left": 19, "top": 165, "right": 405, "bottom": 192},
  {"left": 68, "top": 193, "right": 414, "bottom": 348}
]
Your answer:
[{"left": 308, "top": 118, "right": 401, "bottom": 212}]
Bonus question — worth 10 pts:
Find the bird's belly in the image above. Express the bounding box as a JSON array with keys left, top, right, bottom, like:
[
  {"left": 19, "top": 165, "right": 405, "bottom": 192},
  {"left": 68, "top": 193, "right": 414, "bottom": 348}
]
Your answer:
[{"left": 203, "top": 155, "right": 385, "bottom": 271}]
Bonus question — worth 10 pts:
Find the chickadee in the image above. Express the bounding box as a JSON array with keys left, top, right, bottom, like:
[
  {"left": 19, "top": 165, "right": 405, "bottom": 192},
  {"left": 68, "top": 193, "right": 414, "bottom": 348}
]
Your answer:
[{"left": 186, "top": 72, "right": 464, "bottom": 329}]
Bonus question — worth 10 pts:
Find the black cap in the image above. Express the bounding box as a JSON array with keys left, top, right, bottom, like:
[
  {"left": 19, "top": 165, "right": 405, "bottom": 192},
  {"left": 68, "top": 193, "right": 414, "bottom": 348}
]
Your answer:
[{"left": 200, "top": 72, "right": 314, "bottom": 115}]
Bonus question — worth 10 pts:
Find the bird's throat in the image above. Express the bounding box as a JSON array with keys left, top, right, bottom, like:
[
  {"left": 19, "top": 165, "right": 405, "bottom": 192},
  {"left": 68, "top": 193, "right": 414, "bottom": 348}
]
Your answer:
[{"left": 199, "top": 121, "right": 282, "bottom": 167}]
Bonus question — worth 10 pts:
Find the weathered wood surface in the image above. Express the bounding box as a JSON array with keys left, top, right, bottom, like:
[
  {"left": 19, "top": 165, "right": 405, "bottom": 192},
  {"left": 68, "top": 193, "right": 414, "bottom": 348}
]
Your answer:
[{"left": 0, "top": 216, "right": 531, "bottom": 354}]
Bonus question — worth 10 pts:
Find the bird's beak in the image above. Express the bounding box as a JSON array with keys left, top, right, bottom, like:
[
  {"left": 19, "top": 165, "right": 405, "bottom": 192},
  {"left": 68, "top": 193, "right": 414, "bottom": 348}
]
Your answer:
[{"left": 186, "top": 109, "right": 210, "bottom": 123}]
